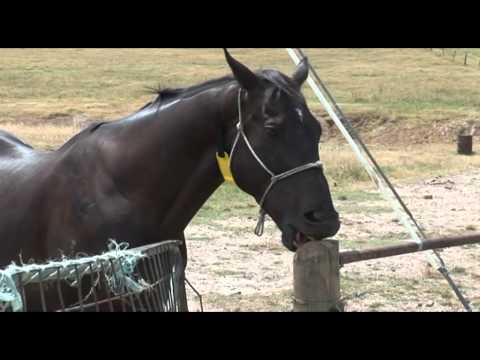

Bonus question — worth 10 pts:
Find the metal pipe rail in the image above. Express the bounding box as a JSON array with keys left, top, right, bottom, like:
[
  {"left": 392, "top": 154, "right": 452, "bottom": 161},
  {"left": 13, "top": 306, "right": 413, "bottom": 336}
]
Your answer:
[{"left": 340, "top": 233, "right": 480, "bottom": 265}]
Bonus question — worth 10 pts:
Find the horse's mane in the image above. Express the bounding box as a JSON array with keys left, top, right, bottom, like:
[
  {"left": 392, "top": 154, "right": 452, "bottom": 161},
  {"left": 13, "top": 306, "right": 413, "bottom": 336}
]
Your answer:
[
  {"left": 144, "top": 69, "right": 301, "bottom": 108},
  {"left": 147, "top": 75, "right": 235, "bottom": 107}
]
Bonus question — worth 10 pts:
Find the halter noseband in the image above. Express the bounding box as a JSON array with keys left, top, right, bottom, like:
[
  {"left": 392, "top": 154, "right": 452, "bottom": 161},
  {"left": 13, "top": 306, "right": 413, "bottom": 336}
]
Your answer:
[{"left": 217, "top": 89, "right": 323, "bottom": 236}]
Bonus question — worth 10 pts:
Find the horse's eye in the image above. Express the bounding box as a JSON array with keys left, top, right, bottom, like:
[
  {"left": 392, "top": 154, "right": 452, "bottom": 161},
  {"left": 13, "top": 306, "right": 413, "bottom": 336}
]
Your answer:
[{"left": 264, "top": 108, "right": 278, "bottom": 118}]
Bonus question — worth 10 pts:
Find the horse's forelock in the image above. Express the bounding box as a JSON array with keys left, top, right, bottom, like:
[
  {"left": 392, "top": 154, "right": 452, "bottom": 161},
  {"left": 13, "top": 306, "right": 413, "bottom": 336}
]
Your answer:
[{"left": 258, "top": 70, "right": 304, "bottom": 101}]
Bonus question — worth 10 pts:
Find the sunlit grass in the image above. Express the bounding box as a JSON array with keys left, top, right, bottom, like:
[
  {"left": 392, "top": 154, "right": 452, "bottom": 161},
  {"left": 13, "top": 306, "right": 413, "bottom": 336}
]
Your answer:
[
  {"left": 321, "top": 142, "right": 480, "bottom": 188},
  {"left": 0, "top": 48, "right": 479, "bottom": 124}
]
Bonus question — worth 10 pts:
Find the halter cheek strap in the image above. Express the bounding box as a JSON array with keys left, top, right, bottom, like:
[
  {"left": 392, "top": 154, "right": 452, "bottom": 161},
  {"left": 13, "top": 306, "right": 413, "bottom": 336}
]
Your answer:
[{"left": 216, "top": 89, "right": 323, "bottom": 236}]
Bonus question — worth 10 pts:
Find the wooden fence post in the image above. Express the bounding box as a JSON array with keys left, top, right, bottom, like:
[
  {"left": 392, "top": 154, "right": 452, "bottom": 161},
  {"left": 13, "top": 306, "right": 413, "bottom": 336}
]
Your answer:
[
  {"left": 458, "top": 135, "right": 473, "bottom": 155},
  {"left": 464, "top": 53, "right": 468, "bottom": 66},
  {"left": 293, "top": 240, "right": 341, "bottom": 312}
]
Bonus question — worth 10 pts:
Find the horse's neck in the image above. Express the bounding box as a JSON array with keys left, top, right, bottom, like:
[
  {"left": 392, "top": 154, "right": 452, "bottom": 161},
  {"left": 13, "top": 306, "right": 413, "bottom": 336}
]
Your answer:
[{"left": 113, "top": 87, "right": 238, "bottom": 236}]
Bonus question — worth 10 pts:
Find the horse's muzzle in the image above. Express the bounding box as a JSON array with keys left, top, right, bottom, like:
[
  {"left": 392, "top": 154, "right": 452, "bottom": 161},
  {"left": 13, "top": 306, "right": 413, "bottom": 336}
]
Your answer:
[
  {"left": 305, "top": 211, "right": 341, "bottom": 239},
  {"left": 281, "top": 213, "right": 341, "bottom": 252}
]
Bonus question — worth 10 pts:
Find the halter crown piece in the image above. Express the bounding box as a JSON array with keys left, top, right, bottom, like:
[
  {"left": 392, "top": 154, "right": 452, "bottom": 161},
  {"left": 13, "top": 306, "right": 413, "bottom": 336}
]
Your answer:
[{"left": 216, "top": 89, "right": 323, "bottom": 236}]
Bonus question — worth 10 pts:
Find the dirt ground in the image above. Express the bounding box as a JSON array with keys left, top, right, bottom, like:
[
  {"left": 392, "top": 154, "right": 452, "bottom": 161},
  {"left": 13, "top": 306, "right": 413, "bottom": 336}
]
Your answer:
[{"left": 184, "top": 169, "right": 480, "bottom": 312}]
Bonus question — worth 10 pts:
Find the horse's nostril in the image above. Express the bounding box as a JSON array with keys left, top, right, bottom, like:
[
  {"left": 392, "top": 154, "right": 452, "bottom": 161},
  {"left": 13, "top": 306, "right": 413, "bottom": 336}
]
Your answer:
[
  {"left": 305, "top": 210, "right": 339, "bottom": 224},
  {"left": 305, "top": 211, "right": 325, "bottom": 223}
]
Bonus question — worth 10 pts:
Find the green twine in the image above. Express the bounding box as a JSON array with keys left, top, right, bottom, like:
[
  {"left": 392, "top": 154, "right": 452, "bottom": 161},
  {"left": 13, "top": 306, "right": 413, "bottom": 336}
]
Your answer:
[
  {"left": 0, "top": 270, "right": 23, "bottom": 312},
  {"left": 105, "top": 240, "right": 150, "bottom": 295},
  {"left": 0, "top": 239, "right": 149, "bottom": 312}
]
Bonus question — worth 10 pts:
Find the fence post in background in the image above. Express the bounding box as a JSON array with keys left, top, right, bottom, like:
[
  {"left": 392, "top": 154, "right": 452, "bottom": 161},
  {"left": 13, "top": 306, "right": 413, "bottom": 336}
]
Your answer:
[
  {"left": 458, "top": 135, "right": 473, "bottom": 155},
  {"left": 464, "top": 53, "right": 468, "bottom": 66},
  {"left": 293, "top": 240, "right": 341, "bottom": 312},
  {"left": 453, "top": 50, "right": 457, "bottom": 62}
]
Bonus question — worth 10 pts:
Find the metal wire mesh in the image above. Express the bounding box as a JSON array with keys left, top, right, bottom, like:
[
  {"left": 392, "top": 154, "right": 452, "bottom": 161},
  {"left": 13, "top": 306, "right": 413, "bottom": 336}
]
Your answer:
[{"left": 1, "top": 241, "right": 188, "bottom": 312}]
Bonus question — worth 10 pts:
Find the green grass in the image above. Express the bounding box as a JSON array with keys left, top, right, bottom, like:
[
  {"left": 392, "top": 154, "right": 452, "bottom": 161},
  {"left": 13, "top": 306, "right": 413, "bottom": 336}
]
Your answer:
[
  {"left": 1, "top": 48, "right": 480, "bottom": 124},
  {"left": 340, "top": 271, "right": 462, "bottom": 311},
  {"left": 333, "top": 190, "right": 382, "bottom": 202},
  {"left": 323, "top": 143, "right": 480, "bottom": 188},
  {"left": 191, "top": 183, "right": 256, "bottom": 225},
  {"left": 338, "top": 231, "right": 410, "bottom": 249}
]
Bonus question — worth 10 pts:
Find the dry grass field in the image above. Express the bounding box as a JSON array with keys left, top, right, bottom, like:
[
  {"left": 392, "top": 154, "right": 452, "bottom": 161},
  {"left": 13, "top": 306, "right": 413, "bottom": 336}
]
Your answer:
[{"left": 1, "top": 48, "right": 480, "bottom": 311}]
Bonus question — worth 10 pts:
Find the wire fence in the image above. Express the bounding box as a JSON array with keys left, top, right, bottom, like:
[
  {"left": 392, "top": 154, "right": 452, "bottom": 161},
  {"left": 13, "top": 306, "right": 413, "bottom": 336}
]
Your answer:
[{"left": 430, "top": 48, "right": 480, "bottom": 67}]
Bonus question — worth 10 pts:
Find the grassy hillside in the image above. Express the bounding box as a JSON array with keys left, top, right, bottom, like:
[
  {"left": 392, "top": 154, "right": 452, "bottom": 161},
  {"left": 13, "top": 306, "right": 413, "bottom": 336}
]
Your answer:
[{"left": 0, "top": 48, "right": 479, "bottom": 125}]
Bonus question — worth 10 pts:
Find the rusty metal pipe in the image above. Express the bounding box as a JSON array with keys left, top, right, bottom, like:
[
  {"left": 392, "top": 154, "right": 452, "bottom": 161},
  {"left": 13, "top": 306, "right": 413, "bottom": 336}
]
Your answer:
[{"left": 340, "top": 233, "right": 480, "bottom": 266}]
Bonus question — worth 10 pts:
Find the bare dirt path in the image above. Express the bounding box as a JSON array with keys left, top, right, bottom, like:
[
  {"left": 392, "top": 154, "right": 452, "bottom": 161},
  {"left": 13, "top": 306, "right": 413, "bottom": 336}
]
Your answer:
[{"left": 184, "top": 170, "right": 480, "bottom": 312}]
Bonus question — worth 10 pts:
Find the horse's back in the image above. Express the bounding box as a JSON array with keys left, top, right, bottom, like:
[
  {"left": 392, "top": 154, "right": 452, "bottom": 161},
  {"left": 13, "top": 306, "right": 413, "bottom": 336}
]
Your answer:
[
  {"left": 0, "top": 130, "right": 42, "bottom": 193},
  {"left": 0, "top": 130, "right": 34, "bottom": 159}
]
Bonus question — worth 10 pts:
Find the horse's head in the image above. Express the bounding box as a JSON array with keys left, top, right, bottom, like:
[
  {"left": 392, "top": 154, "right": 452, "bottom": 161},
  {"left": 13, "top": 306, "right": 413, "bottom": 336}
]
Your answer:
[{"left": 223, "top": 49, "right": 340, "bottom": 252}]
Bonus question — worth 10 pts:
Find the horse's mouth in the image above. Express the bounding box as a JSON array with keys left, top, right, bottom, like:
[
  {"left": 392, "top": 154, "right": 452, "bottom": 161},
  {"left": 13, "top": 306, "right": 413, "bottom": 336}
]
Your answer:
[
  {"left": 282, "top": 225, "right": 315, "bottom": 252},
  {"left": 282, "top": 219, "right": 341, "bottom": 252},
  {"left": 294, "top": 232, "right": 311, "bottom": 249}
]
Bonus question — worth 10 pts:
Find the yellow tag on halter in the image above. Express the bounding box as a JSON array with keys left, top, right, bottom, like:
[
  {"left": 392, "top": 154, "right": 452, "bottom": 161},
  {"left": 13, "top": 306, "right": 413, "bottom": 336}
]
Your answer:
[{"left": 216, "top": 153, "right": 236, "bottom": 184}]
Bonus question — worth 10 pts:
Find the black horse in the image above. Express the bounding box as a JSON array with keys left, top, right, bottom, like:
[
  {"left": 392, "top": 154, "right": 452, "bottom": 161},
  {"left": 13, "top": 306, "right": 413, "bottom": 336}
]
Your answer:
[{"left": 0, "top": 49, "right": 340, "bottom": 310}]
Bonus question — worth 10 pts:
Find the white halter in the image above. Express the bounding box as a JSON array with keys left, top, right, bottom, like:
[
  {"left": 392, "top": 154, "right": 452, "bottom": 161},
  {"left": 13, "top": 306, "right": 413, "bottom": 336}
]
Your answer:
[{"left": 229, "top": 89, "right": 323, "bottom": 236}]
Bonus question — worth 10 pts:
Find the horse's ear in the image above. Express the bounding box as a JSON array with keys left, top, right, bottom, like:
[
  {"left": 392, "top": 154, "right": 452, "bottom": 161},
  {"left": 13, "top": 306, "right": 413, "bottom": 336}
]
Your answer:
[
  {"left": 292, "top": 57, "right": 309, "bottom": 87},
  {"left": 223, "top": 48, "right": 260, "bottom": 91}
]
